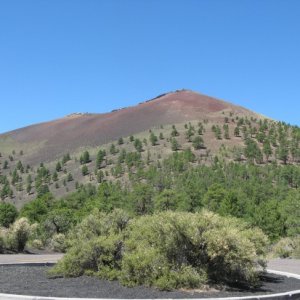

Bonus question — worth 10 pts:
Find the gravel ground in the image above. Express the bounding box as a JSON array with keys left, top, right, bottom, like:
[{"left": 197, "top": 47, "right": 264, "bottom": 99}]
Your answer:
[{"left": 0, "top": 265, "right": 300, "bottom": 298}]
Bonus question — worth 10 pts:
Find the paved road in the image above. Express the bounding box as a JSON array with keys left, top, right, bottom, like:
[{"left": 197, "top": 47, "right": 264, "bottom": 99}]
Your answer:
[
  {"left": 268, "top": 258, "right": 300, "bottom": 275},
  {"left": 0, "top": 254, "right": 64, "bottom": 265},
  {"left": 0, "top": 255, "right": 299, "bottom": 276}
]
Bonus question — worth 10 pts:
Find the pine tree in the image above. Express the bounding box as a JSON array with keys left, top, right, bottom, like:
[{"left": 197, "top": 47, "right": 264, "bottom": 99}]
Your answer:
[
  {"left": 52, "top": 171, "right": 58, "bottom": 181},
  {"left": 198, "top": 124, "right": 204, "bottom": 135},
  {"left": 1, "top": 183, "right": 12, "bottom": 200},
  {"left": 134, "top": 138, "right": 143, "bottom": 152},
  {"left": 149, "top": 132, "right": 158, "bottom": 146},
  {"left": 192, "top": 136, "right": 205, "bottom": 150},
  {"left": 16, "top": 161, "right": 23, "bottom": 171},
  {"left": 263, "top": 139, "right": 272, "bottom": 162},
  {"left": 11, "top": 169, "right": 19, "bottom": 186},
  {"left": 110, "top": 143, "right": 118, "bottom": 155},
  {"left": 3, "top": 160, "right": 8, "bottom": 169},
  {"left": 146, "top": 151, "right": 151, "bottom": 165},
  {"left": 171, "top": 125, "right": 179, "bottom": 137},
  {"left": 171, "top": 138, "right": 179, "bottom": 151},
  {"left": 96, "top": 149, "right": 106, "bottom": 169},
  {"left": 67, "top": 173, "right": 73, "bottom": 182},
  {"left": 80, "top": 151, "right": 90, "bottom": 164},
  {"left": 118, "top": 149, "right": 126, "bottom": 164},
  {"left": 118, "top": 137, "right": 124, "bottom": 145},
  {"left": 56, "top": 161, "right": 62, "bottom": 172},
  {"left": 96, "top": 170, "right": 104, "bottom": 183},
  {"left": 276, "top": 143, "right": 289, "bottom": 164},
  {"left": 26, "top": 183, "right": 32, "bottom": 194},
  {"left": 234, "top": 126, "right": 240, "bottom": 137},
  {"left": 62, "top": 153, "right": 71, "bottom": 165},
  {"left": 223, "top": 124, "right": 230, "bottom": 139},
  {"left": 82, "top": 165, "right": 89, "bottom": 176},
  {"left": 256, "top": 131, "right": 266, "bottom": 143},
  {"left": 185, "top": 127, "right": 194, "bottom": 142},
  {"left": 215, "top": 126, "right": 222, "bottom": 140},
  {"left": 244, "top": 138, "right": 261, "bottom": 164}
]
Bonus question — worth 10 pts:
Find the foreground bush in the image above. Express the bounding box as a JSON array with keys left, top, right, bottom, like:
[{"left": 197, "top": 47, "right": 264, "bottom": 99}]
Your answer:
[
  {"left": 49, "top": 209, "right": 129, "bottom": 278},
  {"left": 50, "top": 210, "right": 268, "bottom": 290}
]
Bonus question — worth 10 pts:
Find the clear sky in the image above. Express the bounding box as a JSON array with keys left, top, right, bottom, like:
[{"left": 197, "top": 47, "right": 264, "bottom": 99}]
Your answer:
[{"left": 0, "top": 0, "right": 299, "bottom": 134}]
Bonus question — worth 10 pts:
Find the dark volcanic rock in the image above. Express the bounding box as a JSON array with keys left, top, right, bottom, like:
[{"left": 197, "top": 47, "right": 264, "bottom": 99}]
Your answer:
[{"left": 0, "top": 265, "right": 300, "bottom": 298}]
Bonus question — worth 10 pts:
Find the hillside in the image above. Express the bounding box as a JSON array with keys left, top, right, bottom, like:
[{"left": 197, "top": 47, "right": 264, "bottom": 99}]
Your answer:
[
  {"left": 0, "top": 90, "right": 258, "bottom": 164},
  {"left": 1, "top": 89, "right": 300, "bottom": 209}
]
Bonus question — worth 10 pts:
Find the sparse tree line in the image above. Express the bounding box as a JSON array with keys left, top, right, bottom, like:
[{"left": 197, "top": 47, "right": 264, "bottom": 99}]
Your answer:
[
  {"left": 1, "top": 117, "right": 300, "bottom": 202},
  {"left": 0, "top": 155, "right": 299, "bottom": 245}
]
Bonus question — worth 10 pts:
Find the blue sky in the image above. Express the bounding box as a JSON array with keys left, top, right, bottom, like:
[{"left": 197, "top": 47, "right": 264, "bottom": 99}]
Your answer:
[{"left": 0, "top": 0, "right": 299, "bottom": 133}]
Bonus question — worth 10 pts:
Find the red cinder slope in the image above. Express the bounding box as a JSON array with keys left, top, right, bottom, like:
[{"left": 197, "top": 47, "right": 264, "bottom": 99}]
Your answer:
[{"left": 0, "top": 90, "right": 257, "bottom": 163}]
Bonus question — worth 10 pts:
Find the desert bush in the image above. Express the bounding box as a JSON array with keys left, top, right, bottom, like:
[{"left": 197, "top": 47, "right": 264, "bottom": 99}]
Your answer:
[
  {"left": 67, "top": 208, "right": 130, "bottom": 245},
  {"left": 271, "top": 237, "right": 300, "bottom": 259},
  {"left": 49, "top": 233, "right": 67, "bottom": 252},
  {"left": 121, "top": 211, "right": 267, "bottom": 289},
  {"left": 294, "top": 242, "right": 300, "bottom": 258},
  {"left": 0, "top": 227, "right": 8, "bottom": 249},
  {"left": 0, "top": 235, "right": 4, "bottom": 253},
  {"left": 30, "top": 239, "right": 44, "bottom": 250},
  {"left": 50, "top": 210, "right": 268, "bottom": 290},
  {"left": 6, "top": 217, "right": 33, "bottom": 252}
]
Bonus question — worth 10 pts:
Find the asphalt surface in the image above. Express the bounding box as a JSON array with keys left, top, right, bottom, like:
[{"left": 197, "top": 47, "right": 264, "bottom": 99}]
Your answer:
[
  {"left": 0, "top": 254, "right": 64, "bottom": 265},
  {"left": 268, "top": 258, "right": 300, "bottom": 275}
]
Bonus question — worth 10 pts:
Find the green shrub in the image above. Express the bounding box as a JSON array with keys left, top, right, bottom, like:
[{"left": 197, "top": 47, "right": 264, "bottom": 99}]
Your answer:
[
  {"left": 49, "top": 209, "right": 130, "bottom": 277},
  {"left": 43, "top": 208, "right": 76, "bottom": 235},
  {"left": 49, "top": 236, "right": 122, "bottom": 277},
  {"left": 50, "top": 210, "right": 268, "bottom": 290},
  {"left": 20, "top": 194, "right": 53, "bottom": 223},
  {"left": 153, "top": 189, "right": 190, "bottom": 211},
  {"left": 0, "top": 202, "right": 18, "bottom": 227}
]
